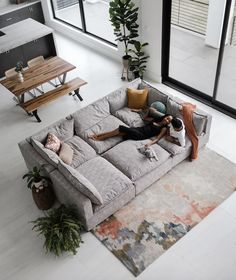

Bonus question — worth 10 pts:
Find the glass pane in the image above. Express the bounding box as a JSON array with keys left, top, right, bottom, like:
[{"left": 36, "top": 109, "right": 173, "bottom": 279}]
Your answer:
[
  {"left": 51, "top": 0, "right": 82, "bottom": 29},
  {"left": 216, "top": 2, "right": 236, "bottom": 109},
  {"left": 82, "top": 0, "right": 116, "bottom": 44},
  {"left": 168, "top": 0, "right": 221, "bottom": 96}
]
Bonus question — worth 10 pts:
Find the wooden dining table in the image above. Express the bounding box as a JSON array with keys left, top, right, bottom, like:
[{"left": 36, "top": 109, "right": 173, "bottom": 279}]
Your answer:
[{"left": 0, "top": 56, "right": 76, "bottom": 104}]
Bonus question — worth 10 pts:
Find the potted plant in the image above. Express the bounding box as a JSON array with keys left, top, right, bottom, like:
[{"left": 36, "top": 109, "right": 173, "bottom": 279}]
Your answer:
[
  {"left": 32, "top": 205, "right": 84, "bottom": 256},
  {"left": 109, "top": 0, "right": 139, "bottom": 80},
  {"left": 15, "top": 61, "right": 24, "bottom": 83},
  {"left": 129, "top": 41, "right": 149, "bottom": 79},
  {"left": 23, "top": 166, "right": 55, "bottom": 210}
]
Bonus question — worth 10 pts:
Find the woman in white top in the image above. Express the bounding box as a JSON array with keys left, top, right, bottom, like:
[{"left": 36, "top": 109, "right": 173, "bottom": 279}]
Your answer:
[{"left": 166, "top": 117, "right": 186, "bottom": 147}]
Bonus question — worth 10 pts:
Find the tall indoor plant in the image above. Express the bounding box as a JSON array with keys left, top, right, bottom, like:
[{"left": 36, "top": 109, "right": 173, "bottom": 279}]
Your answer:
[{"left": 109, "top": 0, "right": 139, "bottom": 78}]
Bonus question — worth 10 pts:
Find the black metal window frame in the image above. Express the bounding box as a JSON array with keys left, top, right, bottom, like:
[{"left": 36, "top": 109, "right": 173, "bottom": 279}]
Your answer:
[
  {"left": 162, "top": 0, "right": 236, "bottom": 120},
  {"left": 50, "top": 0, "right": 117, "bottom": 48}
]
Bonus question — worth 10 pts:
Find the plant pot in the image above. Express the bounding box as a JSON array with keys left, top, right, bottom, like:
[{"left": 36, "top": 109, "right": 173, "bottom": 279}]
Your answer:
[
  {"left": 32, "top": 184, "right": 55, "bottom": 210},
  {"left": 122, "top": 55, "right": 131, "bottom": 68},
  {"left": 17, "top": 72, "right": 24, "bottom": 83}
]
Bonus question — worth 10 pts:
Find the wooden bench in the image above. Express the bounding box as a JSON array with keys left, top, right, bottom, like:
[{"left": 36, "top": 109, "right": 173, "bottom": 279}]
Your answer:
[{"left": 22, "top": 77, "right": 87, "bottom": 122}]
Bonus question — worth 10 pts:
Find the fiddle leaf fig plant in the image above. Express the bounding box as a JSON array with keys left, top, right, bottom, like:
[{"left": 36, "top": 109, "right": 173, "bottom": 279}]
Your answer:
[
  {"left": 23, "top": 166, "right": 51, "bottom": 190},
  {"left": 129, "top": 41, "right": 149, "bottom": 78},
  {"left": 32, "top": 205, "right": 84, "bottom": 256},
  {"left": 109, "top": 0, "right": 139, "bottom": 57}
]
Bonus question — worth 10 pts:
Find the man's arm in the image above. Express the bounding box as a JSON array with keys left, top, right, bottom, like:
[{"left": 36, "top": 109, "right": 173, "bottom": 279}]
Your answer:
[{"left": 165, "top": 135, "right": 181, "bottom": 146}]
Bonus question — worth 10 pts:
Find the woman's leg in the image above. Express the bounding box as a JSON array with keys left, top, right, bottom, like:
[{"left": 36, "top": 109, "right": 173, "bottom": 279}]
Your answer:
[{"left": 88, "top": 128, "right": 125, "bottom": 141}]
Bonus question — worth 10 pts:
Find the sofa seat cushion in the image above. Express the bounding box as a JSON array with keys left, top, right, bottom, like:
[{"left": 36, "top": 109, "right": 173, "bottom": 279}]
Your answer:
[
  {"left": 158, "top": 135, "right": 192, "bottom": 156},
  {"left": 115, "top": 107, "right": 145, "bottom": 127},
  {"left": 73, "top": 97, "right": 110, "bottom": 135},
  {"left": 103, "top": 140, "right": 171, "bottom": 181},
  {"left": 65, "top": 136, "right": 97, "bottom": 168},
  {"left": 31, "top": 116, "right": 74, "bottom": 144},
  {"left": 76, "top": 157, "right": 133, "bottom": 211},
  {"left": 81, "top": 115, "right": 128, "bottom": 154}
]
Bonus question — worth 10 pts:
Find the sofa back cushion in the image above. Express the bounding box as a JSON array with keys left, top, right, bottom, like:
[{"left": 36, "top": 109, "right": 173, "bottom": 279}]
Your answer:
[
  {"left": 31, "top": 116, "right": 74, "bottom": 144},
  {"left": 73, "top": 97, "right": 110, "bottom": 136},
  {"left": 58, "top": 160, "right": 103, "bottom": 205},
  {"left": 31, "top": 138, "right": 59, "bottom": 167},
  {"left": 139, "top": 81, "right": 170, "bottom": 106},
  {"left": 107, "top": 78, "right": 141, "bottom": 114},
  {"left": 167, "top": 97, "right": 208, "bottom": 136}
]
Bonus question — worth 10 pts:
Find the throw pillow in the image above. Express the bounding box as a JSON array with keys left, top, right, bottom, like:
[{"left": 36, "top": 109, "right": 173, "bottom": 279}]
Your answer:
[
  {"left": 166, "top": 98, "right": 183, "bottom": 119},
  {"left": 158, "top": 138, "right": 185, "bottom": 156},
  {"left": 151, "top": 101, "right": 167, "bottom": 114},
  {"left": 31, "top": 138, "right": 59, "bottom": 167},
  {"left": 193, "top": 113, "right": 207, "bottom": 136},
  {"left": 59, "top": 143, "right": 74, "bottom": 165},
  {"left": 58, "top": 161, "right": 103, "bottom": 205},
  {"left": 45, "top": 133, "right": 61, "bottom": 153},
  {"left": 127, "top": 88, "right": 148, "bottom": 109}
]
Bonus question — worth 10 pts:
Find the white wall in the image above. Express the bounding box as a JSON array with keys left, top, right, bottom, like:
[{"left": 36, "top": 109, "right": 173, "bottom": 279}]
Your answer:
[
  {"left": 139, "top": 0, "right": 163, "bottom": 82},
  {"left": 41, "top": 0, "right": 163, "bottom": 82}
]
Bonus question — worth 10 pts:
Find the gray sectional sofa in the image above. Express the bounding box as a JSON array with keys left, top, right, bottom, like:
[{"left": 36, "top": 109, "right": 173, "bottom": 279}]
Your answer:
[{"left": 18, "top": 78, "right": 212, "bottom": 230}]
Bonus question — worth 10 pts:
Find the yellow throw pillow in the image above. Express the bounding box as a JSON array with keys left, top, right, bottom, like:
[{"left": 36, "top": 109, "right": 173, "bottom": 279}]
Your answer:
[{"left": 127, "top": 88, "right": 148, "bottom": 109}]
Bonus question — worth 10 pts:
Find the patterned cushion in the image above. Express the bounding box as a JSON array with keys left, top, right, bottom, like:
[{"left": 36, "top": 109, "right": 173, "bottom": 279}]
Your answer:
[
  {"left": 31, "top": 138, "right": 59, "bottom": 167},
  {"left": 45, "top": 133, "right": 61, "bottom": 153},
  {"left": 139, "top": 81, "right": 169, "bottom": 106},
  {"left": 115, "top": 107, "right": 145, "bottom": 127},
  {"left": 73, "top": 97, "right": 110, "bottom": 136},
  {"left": 58, "top": 160, "right": 103, "bottom": 205},
  {"left": 31, "top": 116, "right": 74, "bottom": 144},
  {"left": 76, "top": 157, "right": 133, "bottom": 209},
  {"left": 103, "top": 140, "right": 171, "bottom": 181},
  {"left": 65, "top": 135, "right": 97, "bottom": 169},
  {"left": 81, "top": 115, "right": 128, "bottom": 154}
]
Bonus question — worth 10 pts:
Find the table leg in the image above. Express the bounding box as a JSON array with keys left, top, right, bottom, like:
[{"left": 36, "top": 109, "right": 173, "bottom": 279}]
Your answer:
[
  {"left": 32, "top": 110, "right": 41, "bottom": 123},
  {"left": 73, "top": 88, "right": 83, "bottom": 101},
  {"left": 20, "top": 94, "right": 25, "bottom": 104},
  {"left": 58, "top": 73, "right": 67, "bottom": 85}
]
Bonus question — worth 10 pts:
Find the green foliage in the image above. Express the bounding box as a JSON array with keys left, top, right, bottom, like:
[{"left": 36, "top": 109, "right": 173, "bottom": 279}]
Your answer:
[
  {"left": 15, "top": 61, "right": 23, "bottom": 73},
  {"left": 129, "top": 41, "right": 149, "bottom": 78},
  {"left": 109, "top": 0, "right": 139, "bottom": 55},
  {"left": 32, "top": 205, "right": 84, "bottom": 256},
  {"left": 22, "top": 166, "right": 51, "bottom": 189}
]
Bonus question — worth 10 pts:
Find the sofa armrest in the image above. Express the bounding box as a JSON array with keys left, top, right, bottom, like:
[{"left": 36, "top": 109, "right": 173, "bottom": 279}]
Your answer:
[
  {"left": 204, "top": 112, "right": 212, "bottom": 141},
  {"left": 50, "top": 170, "right": 93, "bottom": 226},
  {"left": 18, "top": 139, "right": 55, "bottom": 175}
]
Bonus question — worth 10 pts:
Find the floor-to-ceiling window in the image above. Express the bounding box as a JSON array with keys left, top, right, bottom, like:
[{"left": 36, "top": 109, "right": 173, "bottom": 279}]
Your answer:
[
  {"left": 50, "top": 0, "right": 116, "bottom": 46},
  {"left": 162, "top": 0, "right": 236, "bottom": 117}
]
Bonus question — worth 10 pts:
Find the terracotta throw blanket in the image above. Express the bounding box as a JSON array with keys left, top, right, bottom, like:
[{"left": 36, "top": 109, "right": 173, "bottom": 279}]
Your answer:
[{"left": 181, "top": 103, "right": 199, "bottom": 160}]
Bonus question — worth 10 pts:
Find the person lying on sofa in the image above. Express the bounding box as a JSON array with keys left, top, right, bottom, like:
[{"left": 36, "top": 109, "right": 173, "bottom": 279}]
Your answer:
[
  {"left": 89, "top": 115, "right": 172, "bottom": 147},
  {"left": 165, "top": 117, "right": 186, "bottom": 147}
]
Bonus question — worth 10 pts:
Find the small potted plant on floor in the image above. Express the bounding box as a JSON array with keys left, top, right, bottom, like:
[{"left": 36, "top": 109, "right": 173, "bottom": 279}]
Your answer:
[
  {"left": 23, "top": 166, "right": 55, "bottom": 210},
  {"left": 109, "top": 0, "right": 139, "bottom": 80},
  {"left": 32, "top": 205, "right": 84, "bottom": 256},
  {"left": 15, "top": 61, "right": 24, "bottom": 83}
]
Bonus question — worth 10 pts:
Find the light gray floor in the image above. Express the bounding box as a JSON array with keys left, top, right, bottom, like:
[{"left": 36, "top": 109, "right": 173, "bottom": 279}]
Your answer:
[
  {"left": 55, "top": 1, "right": 116, "bottom": 44},
  {"left": 170, "top": 26, "right": 236, "bottom": 109},
  {"left": 1, "top": 32, "right": 236, "bottom": 280}
]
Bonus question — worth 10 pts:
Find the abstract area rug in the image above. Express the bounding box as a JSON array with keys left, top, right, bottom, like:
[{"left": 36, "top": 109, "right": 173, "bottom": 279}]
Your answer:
[{"left": 92, "top": 148, "right": 236, "bottom": 276}]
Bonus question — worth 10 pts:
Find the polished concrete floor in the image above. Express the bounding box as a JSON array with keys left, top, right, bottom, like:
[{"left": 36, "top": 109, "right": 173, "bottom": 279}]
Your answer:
[{"left": 0, "top": 32, "right": 236, "bottom": 280}]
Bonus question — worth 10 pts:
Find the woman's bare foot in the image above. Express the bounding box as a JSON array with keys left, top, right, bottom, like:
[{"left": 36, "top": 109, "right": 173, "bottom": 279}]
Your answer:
[{"left": 88, "top": 134, "right": 99, "bottom": 141}]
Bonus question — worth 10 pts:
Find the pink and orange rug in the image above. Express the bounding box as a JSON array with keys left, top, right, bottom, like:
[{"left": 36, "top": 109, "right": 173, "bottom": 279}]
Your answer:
[{"left": 93, "top": 148, "right": 236, "bottom": 276}]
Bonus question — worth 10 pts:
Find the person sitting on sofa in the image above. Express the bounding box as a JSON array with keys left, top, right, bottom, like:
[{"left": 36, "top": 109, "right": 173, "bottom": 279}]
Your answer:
[
  {"left": 166, "top": 117, "right": 186, "bottom": 147},
  {"left": 89, "top": 115, "right": 173, "bottom": 147}
]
